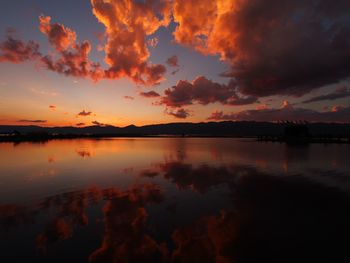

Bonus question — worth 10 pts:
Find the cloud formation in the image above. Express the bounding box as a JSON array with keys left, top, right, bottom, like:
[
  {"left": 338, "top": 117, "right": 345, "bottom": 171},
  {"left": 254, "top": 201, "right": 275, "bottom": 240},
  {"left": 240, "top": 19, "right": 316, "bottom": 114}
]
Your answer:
[
  {"left": 124, "top": 95, "right": 134, "bottom": 100},
  {"left": 161, "top": 76, "right": 258, "bottom": 107},
  {"left": 1, "top": 9, "right": 168, "bottom": 85},
  {"left": 92, "top": 120, "right": 107, "bottom": 126},
  {"left": 139, "top": 91, "right": 160, "bottom": 98},
  {"left": 17, "top": 119, "right": 47, "bottom": 123},
  {"left": 90, "top": 0, "right": 171, "bottom": 85},
  {"left": 39, "top": 15, "right": 104, "bottom": 82},
  {"left": 208, "top": 104, "right": 350, "bottom": 123},
  {"left": 173, "top": 0, "right": 350, "bottom": 96},
  {"left": 0, "top": 34, "right": 41, "bottom": 63},
  {"left": 166, "top": 108, "right": 190, "bottom": 119},
  {"left": 2, "top": 0, "right": 350, "bottom": 121},
  {"left": 49, "top": 105, "right": 56, "bottom": 111},
  {"left": 39, "top": 15, "right": 77, "bottom": 52},
  {"left": 166, "top": 55, "right": 179, "bottom": 67},
  {"left": 77, "top": 110, "right": 92, "bottom": 116},
  {"left": 302, "top": 87, "right": 350, "bottom": 104}
]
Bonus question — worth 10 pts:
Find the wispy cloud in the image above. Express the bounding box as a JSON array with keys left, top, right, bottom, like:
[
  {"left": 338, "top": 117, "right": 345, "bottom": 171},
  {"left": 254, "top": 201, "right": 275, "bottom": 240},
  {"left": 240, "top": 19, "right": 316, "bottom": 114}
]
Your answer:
[
  {"left": 29, "top": 87, "right": 58, "bottom": 96},
  {"left": 166, "top": 55, "right": 179, "bottom": 67},
  {"left": 17, "top": 119, "right": 47, "bottom": 123},
  {"left": 208, "top": 103, "right": 350, "bottom": 123},
  {"left": 139, "top": 91, "right": 160, "bottom": 98},
  {"left": 302, "top": 87, "right": 350, "bottom": 104},
  {"left": 49, "top": 105, "right": 56, "bottom": 111}
]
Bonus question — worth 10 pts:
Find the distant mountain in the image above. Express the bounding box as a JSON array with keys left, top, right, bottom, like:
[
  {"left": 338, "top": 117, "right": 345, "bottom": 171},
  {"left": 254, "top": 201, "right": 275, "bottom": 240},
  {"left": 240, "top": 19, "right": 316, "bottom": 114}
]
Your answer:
[{"left": 1, "top": 121, "right": 350, "bottom": 137}]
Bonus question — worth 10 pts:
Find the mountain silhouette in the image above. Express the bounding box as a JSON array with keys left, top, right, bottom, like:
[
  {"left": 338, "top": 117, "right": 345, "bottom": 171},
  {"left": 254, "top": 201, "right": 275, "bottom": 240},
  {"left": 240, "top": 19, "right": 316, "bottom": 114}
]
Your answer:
[{"left": 1, "top": 121, "right": 350, "bottom": 138}]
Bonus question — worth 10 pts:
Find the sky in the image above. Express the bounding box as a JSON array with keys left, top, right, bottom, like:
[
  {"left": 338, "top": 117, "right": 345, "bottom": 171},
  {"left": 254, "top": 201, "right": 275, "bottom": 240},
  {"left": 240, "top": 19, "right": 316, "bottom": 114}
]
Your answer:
[{"left": 0, "top": 0, "right": 350, "bottom": 127}]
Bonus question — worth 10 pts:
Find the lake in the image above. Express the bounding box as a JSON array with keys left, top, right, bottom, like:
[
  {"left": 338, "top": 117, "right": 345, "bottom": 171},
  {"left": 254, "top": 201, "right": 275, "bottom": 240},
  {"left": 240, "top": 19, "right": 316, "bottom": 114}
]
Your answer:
[{"left": 1, "top": 138, "right": 350, "bottom": 263}]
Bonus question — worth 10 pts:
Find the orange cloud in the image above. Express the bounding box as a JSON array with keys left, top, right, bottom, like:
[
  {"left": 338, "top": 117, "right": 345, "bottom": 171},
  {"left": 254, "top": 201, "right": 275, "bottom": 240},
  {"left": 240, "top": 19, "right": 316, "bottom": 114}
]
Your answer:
[
  {"left": 38, "top": 15, "right": 103, "bottom": 81},
  {"left": 39, "top": 15, "right": 77, "bottom": 51},
  {"left": 90, "top": 0, "right": 171, "bottom": 85}
]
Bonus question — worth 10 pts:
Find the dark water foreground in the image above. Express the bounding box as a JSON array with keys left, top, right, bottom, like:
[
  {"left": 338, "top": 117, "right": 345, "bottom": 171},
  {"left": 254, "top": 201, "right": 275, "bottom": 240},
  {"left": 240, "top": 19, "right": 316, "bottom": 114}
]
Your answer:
[{"left": 1, "top": 138, "right": 350, "bottom": 263}]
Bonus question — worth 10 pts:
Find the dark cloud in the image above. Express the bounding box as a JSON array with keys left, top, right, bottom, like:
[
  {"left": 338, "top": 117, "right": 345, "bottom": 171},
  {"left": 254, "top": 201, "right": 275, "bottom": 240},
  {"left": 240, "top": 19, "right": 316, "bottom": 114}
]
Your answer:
[
  {"left": 171, "top": 69, "right": 180, "bottom": 75},
  {"left": 166, "top": 55, "right": 179, "bottom": 67},
  {"left": 173, "top": 0, "right": 350, "bottom": 97},
  {"left": 49, "top": 105, "right": 56, "bottom": 111},
  {"left": 208, "top": 105, "right": 350, "bottom": 123},
  {"left": 161, "top": 76, "right": 258, "bottom": 107},
  {"left": 139, "top": 169, "right": 159, "bottom": 178},
  {"left": 139, "top": 91, "right": 160, "bottom": 98},
  {"left": 76, "top": 122, "right": 85, "bottom": 126},
  {"left": 124, "top": 95, "right": 134, "bottom": 100},
  {"left": 166, "top": 108, "right": 190, "bottom": 119},
  {"left": 92, "top": 120, "right": 106, "bottom": 126},
  {"left": 302, "top": 87, "right": 350, "bottom": 104},
  {"left": 17, "top": 119, "right": 47, "bottom": 123},
  {"left": 77, "top": 110, "right": 92, "bottom": 116},
  {"left": 0, "top": 34, "right": 41, "bottom": 63},
  {"left": 158, "top": 161, "right": 238, "bottom": 193}
]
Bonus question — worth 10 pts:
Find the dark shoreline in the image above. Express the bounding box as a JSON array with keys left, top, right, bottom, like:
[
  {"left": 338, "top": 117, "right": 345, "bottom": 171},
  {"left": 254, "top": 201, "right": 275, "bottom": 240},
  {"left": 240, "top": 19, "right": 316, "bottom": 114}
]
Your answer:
[
  {"left": 1, "top": 133, "right": 349, "bottom": 144},
  {"left": 1, "top": 121, "right": 350, "bottom": 144}
]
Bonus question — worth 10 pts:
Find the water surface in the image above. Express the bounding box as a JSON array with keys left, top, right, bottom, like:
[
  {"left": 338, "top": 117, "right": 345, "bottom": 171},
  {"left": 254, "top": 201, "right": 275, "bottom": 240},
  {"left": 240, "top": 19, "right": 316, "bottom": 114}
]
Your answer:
[{"left": 1, "top": 138, "right": 350, "bottom": 262}]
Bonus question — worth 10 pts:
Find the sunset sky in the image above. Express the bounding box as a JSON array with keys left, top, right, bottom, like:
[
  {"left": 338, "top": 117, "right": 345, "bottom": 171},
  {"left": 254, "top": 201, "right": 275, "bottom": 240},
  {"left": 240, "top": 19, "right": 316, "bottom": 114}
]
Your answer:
[{"left": 1, "top": 0, "right": 350, "bottom": 127}]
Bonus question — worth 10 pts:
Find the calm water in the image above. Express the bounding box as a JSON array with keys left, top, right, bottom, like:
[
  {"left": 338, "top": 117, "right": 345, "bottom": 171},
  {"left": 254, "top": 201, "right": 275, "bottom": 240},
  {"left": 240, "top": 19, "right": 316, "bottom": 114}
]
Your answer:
[{"left": 1, "top": 138, "right": 350, "bottom": 262}]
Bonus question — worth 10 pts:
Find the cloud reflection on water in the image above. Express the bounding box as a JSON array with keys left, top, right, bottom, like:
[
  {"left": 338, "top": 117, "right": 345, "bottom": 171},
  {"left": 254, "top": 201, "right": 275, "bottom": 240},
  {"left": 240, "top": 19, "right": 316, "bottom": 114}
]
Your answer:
[{"left": 1, "top": 161, "right": 350, "bottom": 262}]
